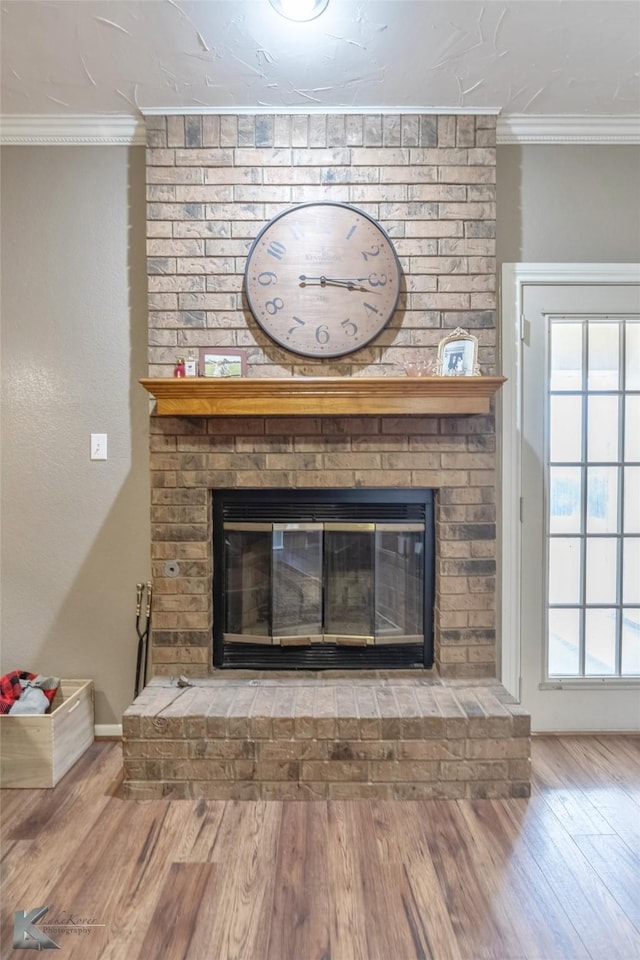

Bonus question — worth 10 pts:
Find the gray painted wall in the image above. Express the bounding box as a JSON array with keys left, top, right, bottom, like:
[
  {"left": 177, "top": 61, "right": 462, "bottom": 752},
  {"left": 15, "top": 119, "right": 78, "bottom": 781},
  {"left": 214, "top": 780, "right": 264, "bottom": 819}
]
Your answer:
[
  {"left": 1, "top": 147, "right": 150, "bottom": 725},
  {"left": 1, "top": 141, "right": 638, "bottom": 724},
  {"left": 497, "top": 145, "right": 640, "bottom": 265}
]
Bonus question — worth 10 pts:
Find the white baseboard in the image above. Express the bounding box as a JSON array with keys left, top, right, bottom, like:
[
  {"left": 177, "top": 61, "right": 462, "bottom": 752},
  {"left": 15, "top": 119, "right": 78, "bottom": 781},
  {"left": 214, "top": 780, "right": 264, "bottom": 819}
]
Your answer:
[{"left": 94, "top": 723, "right": 123, "bottom": 739}]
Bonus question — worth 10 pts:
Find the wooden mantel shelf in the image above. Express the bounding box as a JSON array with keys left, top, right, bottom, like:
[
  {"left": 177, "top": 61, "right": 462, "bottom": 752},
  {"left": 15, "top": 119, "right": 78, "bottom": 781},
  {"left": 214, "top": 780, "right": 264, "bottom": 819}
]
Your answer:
[{"left": 140, "top": 376, "right": 506, "bottom": 417}]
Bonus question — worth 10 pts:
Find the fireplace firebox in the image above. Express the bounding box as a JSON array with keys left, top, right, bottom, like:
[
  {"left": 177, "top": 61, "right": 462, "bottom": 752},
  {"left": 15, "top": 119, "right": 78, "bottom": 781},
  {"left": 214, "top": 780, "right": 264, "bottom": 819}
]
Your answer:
[{"left": 213, "top": 489, "right": 435, "bottom": 669}]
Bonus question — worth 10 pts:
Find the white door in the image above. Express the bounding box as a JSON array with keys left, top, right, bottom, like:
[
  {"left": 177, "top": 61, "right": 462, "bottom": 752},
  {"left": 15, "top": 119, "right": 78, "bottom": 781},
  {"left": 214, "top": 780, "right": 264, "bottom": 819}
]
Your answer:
[{"left": 504, "top": 266, "right": 640, "bottom": 732}]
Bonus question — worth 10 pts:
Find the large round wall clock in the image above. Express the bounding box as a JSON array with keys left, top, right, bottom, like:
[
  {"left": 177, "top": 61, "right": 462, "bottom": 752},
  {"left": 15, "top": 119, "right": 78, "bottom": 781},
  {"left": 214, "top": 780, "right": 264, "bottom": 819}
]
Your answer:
[{"left": 244, "top": 201, "right": 402, "bottom": 359}]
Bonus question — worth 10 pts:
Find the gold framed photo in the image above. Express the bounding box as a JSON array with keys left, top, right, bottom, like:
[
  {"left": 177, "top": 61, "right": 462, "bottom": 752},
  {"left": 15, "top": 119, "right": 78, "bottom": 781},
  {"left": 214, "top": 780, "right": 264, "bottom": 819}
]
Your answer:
[
  {"left": 437, "top": 328, "right": 480, "bottom": 376},
  {"left": 198, "top": 349, "right": 247, "bottom": 378}
]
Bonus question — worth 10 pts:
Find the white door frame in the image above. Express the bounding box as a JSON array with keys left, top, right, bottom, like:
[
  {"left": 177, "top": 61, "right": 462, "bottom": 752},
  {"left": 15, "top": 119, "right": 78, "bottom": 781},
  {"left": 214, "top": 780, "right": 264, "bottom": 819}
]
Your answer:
[{"left": 500, "top": 262, "right": 640, "bottom": 700}]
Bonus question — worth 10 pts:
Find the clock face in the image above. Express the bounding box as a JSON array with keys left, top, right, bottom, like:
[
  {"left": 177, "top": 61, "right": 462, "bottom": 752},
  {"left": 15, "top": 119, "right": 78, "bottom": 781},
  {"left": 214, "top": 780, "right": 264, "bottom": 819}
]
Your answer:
[{"left": 244, "top": 201, "right": 402, "bottom": 359}]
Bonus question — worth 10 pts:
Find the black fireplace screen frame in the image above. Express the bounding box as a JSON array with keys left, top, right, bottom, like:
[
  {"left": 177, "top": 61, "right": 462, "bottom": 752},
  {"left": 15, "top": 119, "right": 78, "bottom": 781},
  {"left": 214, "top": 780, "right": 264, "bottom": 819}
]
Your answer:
[{"left": 212, "top": 488, "right": 435, "bottom": 670}]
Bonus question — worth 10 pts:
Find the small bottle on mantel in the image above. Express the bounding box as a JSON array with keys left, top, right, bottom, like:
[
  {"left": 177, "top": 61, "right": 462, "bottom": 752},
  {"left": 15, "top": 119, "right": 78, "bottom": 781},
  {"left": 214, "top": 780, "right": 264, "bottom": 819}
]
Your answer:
[
  {"left": 184, "top": 350, "right": 198, "bottom": 377},
  {"left": 173, "top": 356, "right": 186, "bottom": 378}
]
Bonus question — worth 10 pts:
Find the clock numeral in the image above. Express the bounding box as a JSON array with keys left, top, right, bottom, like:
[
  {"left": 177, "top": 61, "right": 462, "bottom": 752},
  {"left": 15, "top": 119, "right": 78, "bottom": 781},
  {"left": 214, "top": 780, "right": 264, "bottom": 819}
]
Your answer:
[
  {"left": 363, "top": 302, "right": 380, "bottom": 317},
  {"left": 367, "top": 273, "right": 387, "bottom": 287},
  {"left": 361, "top": 244, "right": 380, "bottom": 262},
  {"left": 267, "top": 240, "right": 286, "bottom": 260},
  {"left": 288, "top": 316, "right": 305, "bottom": 335},
  {"left": 288, "top": 224, "right": 304, "bottom": 241},
  {"left": 342, "top": 319, "right": 358, "bottom": 338},
  {"left": 265, "top": 297, "right": 284, "bottom": 315},
  {"left": 315, "top": 324, "right": 330, "bottom": 345},
  {"left": 345, "top": 224, "right": 358, "bottom": 240},
  {"left": 257, "top": 271, "right": 278, "bottom": 286}
]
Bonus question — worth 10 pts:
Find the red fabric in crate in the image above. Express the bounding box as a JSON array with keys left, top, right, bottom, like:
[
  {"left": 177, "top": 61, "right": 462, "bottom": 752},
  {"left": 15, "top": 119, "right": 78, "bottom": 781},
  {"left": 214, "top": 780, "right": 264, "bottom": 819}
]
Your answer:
[{"left": 0, "top": 671, "right": 58, "bottom": 714}]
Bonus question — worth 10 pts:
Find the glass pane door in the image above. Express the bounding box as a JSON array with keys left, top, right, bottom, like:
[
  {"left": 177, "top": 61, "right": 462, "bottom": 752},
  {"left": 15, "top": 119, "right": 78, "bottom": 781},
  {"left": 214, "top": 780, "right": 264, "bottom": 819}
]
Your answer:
[
  {"left": 224, "top": 523, "right": 272, "bottom": 642},
  {"left": 374, "top": 524, "right": 424, "bottom": 643},
  {"left": 324, "top": 523, "right": 375, "bottom": 642},
  {"left": 272, "top": 523, "right": 323, "bottom": 642},
  {"left": 547, "top": 317, "right": 640, "bottom": 677}
]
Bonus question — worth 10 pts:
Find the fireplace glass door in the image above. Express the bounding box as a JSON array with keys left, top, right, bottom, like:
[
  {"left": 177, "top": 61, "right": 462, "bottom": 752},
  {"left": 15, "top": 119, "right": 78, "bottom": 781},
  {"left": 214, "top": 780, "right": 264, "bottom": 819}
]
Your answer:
[
  {"left": 224, "top": 522, "right": 324, "bottom": 643},
  {"left": 214, "top": 489, "right": 434, "bottom": 669},
  {"left": 223, "top": 521, "right": 425, "bottom": 646}
]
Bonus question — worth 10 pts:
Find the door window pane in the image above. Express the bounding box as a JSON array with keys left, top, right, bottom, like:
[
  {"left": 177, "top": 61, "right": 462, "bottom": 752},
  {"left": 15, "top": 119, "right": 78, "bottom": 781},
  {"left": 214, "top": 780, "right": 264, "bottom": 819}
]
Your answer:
[
  {"left": 626, "top": 321, "right": 640, "bottom": 390},
  {"left": 621, "top": 609, "right": 640, "bottom": 674},
  {"left": 585, "top": 609, "right": 617, "bottom": 675},
  {"left": 586, "top": 467, "right": 619, "bottom": 533},
  {"left": 548, "top": 608, "right": 580, "bottom": 675},
  {"left": 585, "top": 538, "right": 618, "bottom": 603},
  {"left": 550, "top": 322, "right": 583, "bottom": 391},
  {"left": 623, "top": 538, "right": 640, "bottom": 603},
  {"left": 550, "top": 396, "right": 582, "bottom": 462},
  {"left": 588, "top": 322, "right": 620, "bottom": 390},
  {"left": 625, "top": 396, "right": 640, "bottom": 462},
  {"left": 587, "top": 396, "right": 619, "bottom": 462},
  {"left": 548, "top": 539, "right": 581, "bottom": 604},
  {"left": 550, "top": 467, "right": 582, "bottom": 533},
  {"left": 624, "top": 468, "right": 640, "bottom": 532}
]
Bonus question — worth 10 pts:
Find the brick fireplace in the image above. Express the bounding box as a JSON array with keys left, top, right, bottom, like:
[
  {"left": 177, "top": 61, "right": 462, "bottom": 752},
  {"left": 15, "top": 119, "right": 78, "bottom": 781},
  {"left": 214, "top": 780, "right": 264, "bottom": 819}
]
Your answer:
[
  {"left": 123, "top": 111, "right": 530, "bottom": 800},
  {"left": 144, "top": 111, "right": 498, "bottom": 681},
  {"left": 149, "top": 409, "right": 497, "bottom": 678}
]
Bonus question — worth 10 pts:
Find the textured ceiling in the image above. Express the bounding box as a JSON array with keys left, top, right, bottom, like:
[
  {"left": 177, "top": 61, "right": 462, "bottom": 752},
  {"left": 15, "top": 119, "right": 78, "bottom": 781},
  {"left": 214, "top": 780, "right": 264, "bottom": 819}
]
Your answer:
[{"left": 1, "top": 0, "right": 639, "bottom": 118}]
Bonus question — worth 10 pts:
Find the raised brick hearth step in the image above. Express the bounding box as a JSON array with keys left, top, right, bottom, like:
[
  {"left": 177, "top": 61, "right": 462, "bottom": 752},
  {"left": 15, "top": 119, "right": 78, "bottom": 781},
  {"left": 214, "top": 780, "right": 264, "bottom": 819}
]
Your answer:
[{"left": 122, "top": 675, "right": 530, "bottom": 801}]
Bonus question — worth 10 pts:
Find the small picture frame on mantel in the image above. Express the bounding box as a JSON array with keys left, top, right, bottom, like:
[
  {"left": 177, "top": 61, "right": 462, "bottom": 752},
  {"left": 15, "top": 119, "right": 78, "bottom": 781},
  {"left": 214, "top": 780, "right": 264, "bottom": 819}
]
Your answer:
[
  {"left": 437, "top": 328, "right": 480, "bottom": 376},
  {"left": 199, "top": 348, "right": 247, "bottom": 378}
]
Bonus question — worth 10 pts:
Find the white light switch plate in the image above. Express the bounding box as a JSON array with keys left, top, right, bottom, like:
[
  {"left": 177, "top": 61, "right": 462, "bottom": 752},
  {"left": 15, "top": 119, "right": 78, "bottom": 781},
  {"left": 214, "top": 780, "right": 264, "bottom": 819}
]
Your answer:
[{"left": 91, "top": 433, "right": 107, "bottom": 460}]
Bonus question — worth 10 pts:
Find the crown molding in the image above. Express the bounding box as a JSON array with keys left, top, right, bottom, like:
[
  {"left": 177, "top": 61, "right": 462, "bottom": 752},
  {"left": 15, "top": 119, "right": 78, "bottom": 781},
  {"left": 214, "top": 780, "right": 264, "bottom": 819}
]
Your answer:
[
  {"left": 0, "top": 114, "right": 146, "bottom": 145},
  {"left": 497, "top": 114, "right": 640, "bottom": 144},
  {"left": 1, "top": 112, "right": 638, "bottom": 145},
  {"left": 140, "top": 105, "right": 501, "bottom": 117}
]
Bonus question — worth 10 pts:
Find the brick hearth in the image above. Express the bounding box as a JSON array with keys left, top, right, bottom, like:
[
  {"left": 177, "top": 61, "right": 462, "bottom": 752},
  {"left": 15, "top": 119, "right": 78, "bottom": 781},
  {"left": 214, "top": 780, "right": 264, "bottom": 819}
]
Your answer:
[{"left": 123, "top": 676, "right": 530, "bottom": 800}]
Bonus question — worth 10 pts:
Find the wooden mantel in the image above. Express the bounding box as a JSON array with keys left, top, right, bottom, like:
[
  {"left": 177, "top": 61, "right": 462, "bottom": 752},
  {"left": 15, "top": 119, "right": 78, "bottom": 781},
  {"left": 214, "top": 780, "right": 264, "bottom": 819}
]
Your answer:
[{"left": 140, "top": 376, "right": 506, "bottom": 417}]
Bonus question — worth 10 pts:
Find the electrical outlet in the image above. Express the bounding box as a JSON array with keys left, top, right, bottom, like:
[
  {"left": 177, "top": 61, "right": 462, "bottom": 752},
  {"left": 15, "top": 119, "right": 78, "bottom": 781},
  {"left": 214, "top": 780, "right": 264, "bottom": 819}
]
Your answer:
[{"left": 91, "top": 433, "right": 107, "bottom": 460}]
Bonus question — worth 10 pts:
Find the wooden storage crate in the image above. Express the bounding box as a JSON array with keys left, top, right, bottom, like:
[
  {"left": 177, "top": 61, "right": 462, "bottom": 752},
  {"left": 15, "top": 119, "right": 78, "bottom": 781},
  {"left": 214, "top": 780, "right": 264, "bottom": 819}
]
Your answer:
[{"left": 0, "top": 679, "right": 94, "bottom": 788}]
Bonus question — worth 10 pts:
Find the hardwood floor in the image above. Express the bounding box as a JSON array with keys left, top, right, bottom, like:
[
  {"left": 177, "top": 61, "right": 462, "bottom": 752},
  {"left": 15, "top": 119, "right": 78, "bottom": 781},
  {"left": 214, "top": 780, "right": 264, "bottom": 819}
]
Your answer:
[{"left": 1, "top": 736, "right": 639, "bottom": 959}]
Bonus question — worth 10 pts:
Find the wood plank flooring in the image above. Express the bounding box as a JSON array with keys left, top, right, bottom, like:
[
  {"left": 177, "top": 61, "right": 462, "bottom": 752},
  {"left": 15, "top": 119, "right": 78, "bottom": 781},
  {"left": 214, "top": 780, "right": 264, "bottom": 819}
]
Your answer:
[{"left": 1, "top": 736, "right": 638, "bottom": 960}]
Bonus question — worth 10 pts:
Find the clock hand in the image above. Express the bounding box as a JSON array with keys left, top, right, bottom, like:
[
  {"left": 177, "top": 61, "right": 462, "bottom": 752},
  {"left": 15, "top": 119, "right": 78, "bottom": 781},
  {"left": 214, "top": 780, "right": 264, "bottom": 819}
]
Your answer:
[
  {"left": 299, "top": 275, "right": 360, "bottom": 285},
  {"left": 299, "top": 275, "right": 380, "bottom": 294}
]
